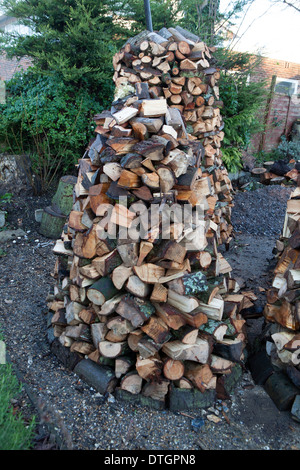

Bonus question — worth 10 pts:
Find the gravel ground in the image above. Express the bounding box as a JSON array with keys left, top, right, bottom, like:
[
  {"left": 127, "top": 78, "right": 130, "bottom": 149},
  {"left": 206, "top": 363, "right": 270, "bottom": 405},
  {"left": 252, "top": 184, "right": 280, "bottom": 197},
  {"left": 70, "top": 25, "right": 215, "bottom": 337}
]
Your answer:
[{"left": 0, "top": 184, "right": 299, "bottom": 451}]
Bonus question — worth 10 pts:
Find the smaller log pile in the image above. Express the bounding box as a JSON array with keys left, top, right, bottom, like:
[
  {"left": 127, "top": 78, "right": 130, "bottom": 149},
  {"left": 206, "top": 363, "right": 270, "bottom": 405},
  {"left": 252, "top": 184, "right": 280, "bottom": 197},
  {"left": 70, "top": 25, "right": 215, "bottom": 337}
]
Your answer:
[
  {"left": 252, "top": 161, "right": 300, "bottom": 187},
  {"left": 263, "top": 186, "right": 300, "bottom": 392}
]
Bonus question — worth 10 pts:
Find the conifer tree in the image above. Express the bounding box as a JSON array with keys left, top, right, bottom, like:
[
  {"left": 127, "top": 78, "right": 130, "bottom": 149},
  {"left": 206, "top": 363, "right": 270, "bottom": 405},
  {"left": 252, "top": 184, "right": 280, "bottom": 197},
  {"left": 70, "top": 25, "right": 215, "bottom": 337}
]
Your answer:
[{"left": 0, "top": 0, "right": 125, "bottom": 94}]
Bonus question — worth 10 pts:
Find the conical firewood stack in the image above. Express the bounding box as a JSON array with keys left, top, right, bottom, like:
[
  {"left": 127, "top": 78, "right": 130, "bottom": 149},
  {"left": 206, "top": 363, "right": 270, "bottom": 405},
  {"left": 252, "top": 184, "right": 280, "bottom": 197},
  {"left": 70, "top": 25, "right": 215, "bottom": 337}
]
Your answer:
[
  {"left": 263, "top": 187, "right": 300, "bottom": 393},
  {"left": 112, "top": 26, "right": 233, "bottom": 245},
  {"left": 46, "top": 28, "right": 249, "bottom": 409}
]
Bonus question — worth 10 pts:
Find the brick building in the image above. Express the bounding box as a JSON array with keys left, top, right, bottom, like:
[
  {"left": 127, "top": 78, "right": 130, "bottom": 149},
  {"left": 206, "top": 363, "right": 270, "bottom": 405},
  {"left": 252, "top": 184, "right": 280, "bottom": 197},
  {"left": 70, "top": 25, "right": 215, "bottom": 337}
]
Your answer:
[
  {"left": 248, "top": 56, "right": 300, "bottom": 154},
  {"left": 0, "top": 53, "right": 32, "bottom": 81},
  {"left": 0, "top": 15, "right": 32, "bottom": 102}
]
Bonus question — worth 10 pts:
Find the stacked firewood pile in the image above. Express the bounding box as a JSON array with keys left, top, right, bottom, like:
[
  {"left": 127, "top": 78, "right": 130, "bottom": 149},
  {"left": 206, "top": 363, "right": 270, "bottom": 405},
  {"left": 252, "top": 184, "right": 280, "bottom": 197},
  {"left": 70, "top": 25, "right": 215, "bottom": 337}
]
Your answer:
[
  {"left": 46, "top": 28, "right": 251, "bottom": 408},
  {"left": 263, "top": 186, "right": 300, "bottom": 386},
  {"left": 112, "top": 26, "right": 233, "bottom": 245}
]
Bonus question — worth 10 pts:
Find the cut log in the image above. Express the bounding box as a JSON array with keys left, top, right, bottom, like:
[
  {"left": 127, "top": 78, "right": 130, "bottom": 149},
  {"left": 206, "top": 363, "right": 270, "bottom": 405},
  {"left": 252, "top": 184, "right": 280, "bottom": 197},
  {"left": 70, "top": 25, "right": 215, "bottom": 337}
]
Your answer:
[
  {"left": 264, "top": 301, "right": 300, "bottom": 331},
  {"left": 70, "top": 341, "right": 95, "bottom": 356},
  {"left": 153, "top": 240, "right": 187, "bottom": 264},
  {"left": 39, "top": 206, "right": 67, "bottom": 239},
  {"left": 130, "top": 116, "right": 164, "bottom": 133},
  {"left": 107, "top": 137, "right": 138, "bottom": 155},
  {"left": 103, "top": 162, "right": 123, "bottom": 181},
  {"left": 173, "top": 377, "right": 193, "bottom": 389},
  {"left": 73, "top": 359, "right": 117, "bottom": 394},
  {"left": 99, "top": 340, "right": 127, "bottom": 358},
  {"left": 112, "top": 107, "right": 139, "bottom": 125},
  {"left": 100, "top": 294, "right": 123, "bottom": 316},
  {"left": 91, "top": 323, "right": 108, "bottom": 348},
  {"left": 141, "top": 172, "right": 160, "bottom": 189},
  {"left": 127, "top": 329, "right": 144, "bottom": 352},
  {"left": 272, "top": 331, "right": 296, "bottom": 350},
  {"left": 105, "top": 330, "right": 128, "bottom": 343},
  {"left": 87, "top": 277, "right": 119, "bottom": 306},
  {"left": 196, "top": 297, "right": 224, "bottom": 321},
  {"left": 117, "top": 243, "right": 139, "bottom": 267},
  {"left": 117, "top": 169, "right": 141, "bottom": 188},
  {"left": 156, "top": 165, "right": 176, "bottom": 193},
  {"left": 110, "top": 204, "right": 136, "bottom": 228},
  {"left": 163, "top": 358, "right": 185, "bottom": 381},
  {"left": 78, "top": 308, "right": 97, "bottom": 325}
]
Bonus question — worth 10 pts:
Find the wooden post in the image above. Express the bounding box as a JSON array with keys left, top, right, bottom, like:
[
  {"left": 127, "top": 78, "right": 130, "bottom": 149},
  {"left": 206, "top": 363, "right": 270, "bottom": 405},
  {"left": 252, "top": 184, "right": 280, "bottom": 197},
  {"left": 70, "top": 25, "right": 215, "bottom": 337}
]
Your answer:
[
  {"left": 283, "top": 94, "right": 292, "bottom": 137},
  {"left": 258, "top": 75, "right": 276, "bottom": 153}
]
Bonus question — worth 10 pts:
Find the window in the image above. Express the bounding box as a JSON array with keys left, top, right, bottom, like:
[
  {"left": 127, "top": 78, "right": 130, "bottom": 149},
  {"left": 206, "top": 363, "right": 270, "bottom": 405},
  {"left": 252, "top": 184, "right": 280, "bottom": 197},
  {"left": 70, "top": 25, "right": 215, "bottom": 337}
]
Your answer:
[{"left": 275, "top": 78, "right": 298, "bottom": 95}]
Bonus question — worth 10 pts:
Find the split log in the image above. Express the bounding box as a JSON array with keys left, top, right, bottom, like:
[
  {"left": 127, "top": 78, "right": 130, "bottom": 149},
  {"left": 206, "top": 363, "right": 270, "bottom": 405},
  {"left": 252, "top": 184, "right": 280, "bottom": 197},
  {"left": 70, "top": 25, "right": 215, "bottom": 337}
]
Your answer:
[
  {"left": 126, "top": 275, "right": 151, "bottom": 298},
  {"left": 173, "top": 325, "right": 199, "bottom": 344},
  {"left": 167, "top": 271, "right": 208, "bottom": 296},
  {"left": 150, "top": 283, "right": 168, "bottom": 303},
  {"left": 136, "top": 356, "right": 163, "bottom": 381},
  {"left": 92, "top": 250, "right": 122, "bottom": 276},
  {"left": 120, "top": 371, "right": 143, "bottom": 394},
  {"left": 162, "top": 338, "right": 210, "bottom": 363},
  {"left": 111, "top": 265, "right": 133, "bottom": 290},
  {"left": 184, "top": 362, "right": 215, "bottom": 392},
  {"left": 198, "top": 319, "right": 228, "bottom": 341},
  {"left": 115, "top": 356, "right": 135, "bottom": 378},
  {"left": 140, "top": 99, "right": 168, "bottom": 117},
  {"left": 141, "top": 315, "right": 171, "bottom": 344},
  {"left": 167, "top": 290, "right": 199, "bottom": 313},
  {"left": 142, "top": 378, "right": 170, "bottom": 401},
  {"left": 213, "top": 338, "right": 245, "bottom": 363},
  {"left": 133, "top": 263, "right": 165, "bottom": 283},
  {"left": 154, "top": 302, "right": 186, "bottom": 330},
  {"left": 116, "top": 295, "right": 155, "bottom": 328}
]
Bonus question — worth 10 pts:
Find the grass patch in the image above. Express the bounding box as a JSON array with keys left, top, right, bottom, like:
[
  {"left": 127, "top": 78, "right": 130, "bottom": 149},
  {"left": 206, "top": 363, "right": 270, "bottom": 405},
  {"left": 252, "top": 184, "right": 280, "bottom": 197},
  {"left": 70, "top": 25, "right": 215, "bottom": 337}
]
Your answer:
[{"left": 0, "top": 331, "right": 36, "bottom": 450}]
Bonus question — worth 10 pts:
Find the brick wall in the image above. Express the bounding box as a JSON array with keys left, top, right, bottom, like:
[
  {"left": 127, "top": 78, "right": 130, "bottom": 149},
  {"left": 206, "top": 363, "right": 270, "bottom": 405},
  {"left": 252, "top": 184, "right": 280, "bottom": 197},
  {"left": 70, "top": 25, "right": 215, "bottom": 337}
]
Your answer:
[
  {"left": 0, "top": 53, "right": 32, "bottom": 81},
  {"left": 248, "top": 56, "right": 300, "bottom": 154},
  {"left": 251, "top": 57, "right": 300, "bottom": 84}
]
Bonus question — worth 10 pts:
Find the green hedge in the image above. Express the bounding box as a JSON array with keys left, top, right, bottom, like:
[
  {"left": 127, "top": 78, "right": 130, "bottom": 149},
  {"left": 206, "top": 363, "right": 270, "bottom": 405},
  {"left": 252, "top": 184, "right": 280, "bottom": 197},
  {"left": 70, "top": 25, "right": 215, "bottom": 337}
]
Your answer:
[{"left": 0, "top": 70, "right": 110, "bottom": 191}]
